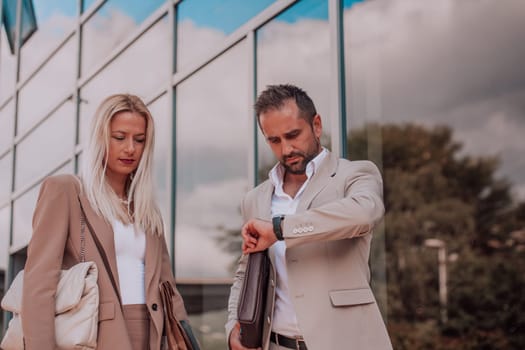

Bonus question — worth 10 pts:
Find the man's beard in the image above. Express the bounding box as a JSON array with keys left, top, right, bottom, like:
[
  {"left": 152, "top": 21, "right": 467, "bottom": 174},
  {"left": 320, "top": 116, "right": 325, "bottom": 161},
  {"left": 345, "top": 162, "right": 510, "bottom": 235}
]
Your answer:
[{"left": 280, "top": 138, "right": 320, "bottom": 175}]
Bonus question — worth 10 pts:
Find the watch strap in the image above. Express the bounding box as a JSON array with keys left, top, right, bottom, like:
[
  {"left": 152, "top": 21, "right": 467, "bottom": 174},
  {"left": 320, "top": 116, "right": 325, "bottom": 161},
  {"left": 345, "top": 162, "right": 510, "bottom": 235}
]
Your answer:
[{"left": 272, "top": 215, "right": 284, "bottom": 241}]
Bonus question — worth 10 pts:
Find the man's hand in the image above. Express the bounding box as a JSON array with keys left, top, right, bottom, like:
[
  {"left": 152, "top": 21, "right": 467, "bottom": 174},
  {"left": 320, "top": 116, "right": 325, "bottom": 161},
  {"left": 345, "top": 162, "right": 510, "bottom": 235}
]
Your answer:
[
  {"left": 229, "top": 322, "right": 261, "bottom": 350},
  {"left": 241, "top": 218, "right": 278, "bottom": 254}
]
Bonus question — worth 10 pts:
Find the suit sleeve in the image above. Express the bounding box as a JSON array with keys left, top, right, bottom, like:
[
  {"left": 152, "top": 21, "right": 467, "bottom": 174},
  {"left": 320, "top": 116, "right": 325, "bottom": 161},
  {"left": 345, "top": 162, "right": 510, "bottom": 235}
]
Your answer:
[
  {"left": 159, "top": 233, "right": 189, "bottom": 321},
  {"left": 225, "top": 194, "right": 249, "bottom": 341},
  {"left": 283, "top": 160, "right": 385, "bottom": 248},
  {"left": 21, "top": 178, "right": 70, "bottom": 350}
]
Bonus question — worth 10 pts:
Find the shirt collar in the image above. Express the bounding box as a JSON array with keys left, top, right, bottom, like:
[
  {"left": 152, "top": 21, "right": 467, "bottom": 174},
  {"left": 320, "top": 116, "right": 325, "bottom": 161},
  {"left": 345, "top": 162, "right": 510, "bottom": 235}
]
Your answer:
[{"left": 269, "top": 147, "right": 328, "bottom": 188}]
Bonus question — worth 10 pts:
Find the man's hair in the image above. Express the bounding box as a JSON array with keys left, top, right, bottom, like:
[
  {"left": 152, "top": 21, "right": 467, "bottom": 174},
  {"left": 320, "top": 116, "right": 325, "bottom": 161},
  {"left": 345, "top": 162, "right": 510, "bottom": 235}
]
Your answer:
[{"left": 255, "top": 84, "right": 317, "bottom": 125}]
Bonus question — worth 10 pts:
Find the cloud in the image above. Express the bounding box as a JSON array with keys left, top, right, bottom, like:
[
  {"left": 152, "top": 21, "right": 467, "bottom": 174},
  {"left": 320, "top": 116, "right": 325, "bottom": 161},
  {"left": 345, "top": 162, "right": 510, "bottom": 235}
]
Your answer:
[
  {"left": 343, "top": 0, "right": 525, "bottom": 198},
  {"left": 175, "top": 178, "right": 248, "bottom": 278}
]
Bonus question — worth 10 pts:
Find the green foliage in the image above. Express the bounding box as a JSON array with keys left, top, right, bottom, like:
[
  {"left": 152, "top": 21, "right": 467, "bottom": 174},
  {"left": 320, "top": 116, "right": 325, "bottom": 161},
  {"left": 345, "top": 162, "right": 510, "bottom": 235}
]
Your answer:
[{"left": 349, "top": 123, "right": 525, "bottom": 349}]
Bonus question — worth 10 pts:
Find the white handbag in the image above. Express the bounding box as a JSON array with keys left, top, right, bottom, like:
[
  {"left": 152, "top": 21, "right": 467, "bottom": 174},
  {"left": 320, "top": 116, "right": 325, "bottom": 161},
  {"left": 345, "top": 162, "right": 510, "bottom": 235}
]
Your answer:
[
  {"left": 1, "top": 262, "right": 99, "bottom": 350},
  {"left": 1, "top": 207, "right": 99, "bottom": 350}
]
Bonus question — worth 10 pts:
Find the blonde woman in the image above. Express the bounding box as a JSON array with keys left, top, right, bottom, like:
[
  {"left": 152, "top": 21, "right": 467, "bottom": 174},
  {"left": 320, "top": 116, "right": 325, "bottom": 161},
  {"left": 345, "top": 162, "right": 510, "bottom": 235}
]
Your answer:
[{"left": 21, "top": 94, "right": 195, "bottom": 350}]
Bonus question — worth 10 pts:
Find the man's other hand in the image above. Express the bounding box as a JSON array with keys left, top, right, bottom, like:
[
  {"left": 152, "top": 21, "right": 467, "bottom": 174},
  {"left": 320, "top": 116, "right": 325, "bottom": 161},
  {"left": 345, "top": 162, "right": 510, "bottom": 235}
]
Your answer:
[{"left": 229, "top": 322, "right": 261, "bottom": 350}]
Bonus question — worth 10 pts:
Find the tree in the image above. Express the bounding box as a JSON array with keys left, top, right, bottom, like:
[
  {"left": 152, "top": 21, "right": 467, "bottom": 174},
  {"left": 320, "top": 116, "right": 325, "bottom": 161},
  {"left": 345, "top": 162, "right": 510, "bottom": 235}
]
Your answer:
[{"left": 348, "top": 123, "right": 525, "bottom": 349}]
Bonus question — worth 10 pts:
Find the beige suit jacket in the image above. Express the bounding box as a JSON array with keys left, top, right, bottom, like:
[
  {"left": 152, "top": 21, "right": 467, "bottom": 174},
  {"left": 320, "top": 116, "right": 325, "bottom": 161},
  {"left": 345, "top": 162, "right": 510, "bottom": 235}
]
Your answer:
[
  {"left": 20, "top": 174, "right": 188, "bottom": 350},
  {"left": 227, "top": 152, "right": 392, "bottom": 350}
]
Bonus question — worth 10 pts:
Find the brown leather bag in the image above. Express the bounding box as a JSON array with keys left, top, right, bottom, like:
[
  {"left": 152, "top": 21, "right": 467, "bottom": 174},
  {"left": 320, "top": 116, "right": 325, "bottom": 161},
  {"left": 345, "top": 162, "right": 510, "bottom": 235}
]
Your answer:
[
  {"left": 159, "top": 281, "right": 194, "bottom": 350},
  {"left": 237, "top": 250, "right": 270, "bottom": 348}
]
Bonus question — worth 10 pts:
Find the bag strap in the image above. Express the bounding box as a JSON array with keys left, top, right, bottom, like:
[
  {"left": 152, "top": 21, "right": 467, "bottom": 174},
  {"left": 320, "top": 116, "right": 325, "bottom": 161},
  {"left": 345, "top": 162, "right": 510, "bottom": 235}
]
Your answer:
[
  {"left": 80, "top": 211, "right": 86, "bottom": 263},
  {"left": 78, "top": 199, "right": 123, "bottom": 307}
]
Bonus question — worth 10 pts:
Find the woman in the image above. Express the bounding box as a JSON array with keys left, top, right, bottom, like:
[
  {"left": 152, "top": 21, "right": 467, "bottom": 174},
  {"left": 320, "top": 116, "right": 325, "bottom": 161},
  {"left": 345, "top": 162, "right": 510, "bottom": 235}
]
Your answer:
[{"left": 21, "top": 94, "right": 193, "bottom": 350}]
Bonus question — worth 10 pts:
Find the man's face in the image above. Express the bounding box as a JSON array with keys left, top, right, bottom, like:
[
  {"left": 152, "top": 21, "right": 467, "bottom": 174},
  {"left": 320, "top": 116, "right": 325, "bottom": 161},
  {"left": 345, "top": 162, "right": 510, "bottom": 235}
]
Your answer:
[{"left": 259, "top": 99, "right": 322, "bottom": 175}]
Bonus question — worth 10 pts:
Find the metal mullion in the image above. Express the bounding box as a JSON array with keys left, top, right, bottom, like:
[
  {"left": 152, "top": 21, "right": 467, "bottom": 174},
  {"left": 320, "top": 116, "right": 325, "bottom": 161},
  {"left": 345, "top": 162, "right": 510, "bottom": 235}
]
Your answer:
[
  {"left": 329, "top": 0, "right": 346, "bottom": 158},
  {"left": 0, "top": 96, "right": 14, "bottom": 111},
  {"left": 74, "top": 0, "right": 83, "bottom": 174},
  {"left": 248, "top": 31, "right": 257, "bottom": 189},
  {"left": 169, "top": 0, "right": 177, "bottom": 273},
  {"left": 5, "top": 0, "right": 22, "bottom": 326}
]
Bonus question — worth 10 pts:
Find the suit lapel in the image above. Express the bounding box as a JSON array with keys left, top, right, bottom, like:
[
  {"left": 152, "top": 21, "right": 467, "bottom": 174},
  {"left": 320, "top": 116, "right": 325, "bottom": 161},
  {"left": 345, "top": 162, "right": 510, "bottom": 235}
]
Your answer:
[
  {"left": 296, "top": 151, "right": 338, "bottom": 213},
  {"left": 257, "top": 180, "right": 274, "bottom": 221},
  {"left": 78, "top": 193, "right": 122, "bottom": 299}
]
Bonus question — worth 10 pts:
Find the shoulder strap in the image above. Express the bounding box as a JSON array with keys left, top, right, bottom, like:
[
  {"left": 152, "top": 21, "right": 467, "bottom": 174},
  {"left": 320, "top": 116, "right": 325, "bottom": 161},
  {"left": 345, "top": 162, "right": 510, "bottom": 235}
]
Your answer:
[{"left": 78, "top": 198, "right": 123, "bottom": 307}]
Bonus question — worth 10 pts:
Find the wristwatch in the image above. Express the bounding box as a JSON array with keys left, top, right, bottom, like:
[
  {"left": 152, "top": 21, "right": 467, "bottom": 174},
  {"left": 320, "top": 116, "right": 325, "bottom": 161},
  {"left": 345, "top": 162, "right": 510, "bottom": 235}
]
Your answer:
[{"left": 272, "top": 215, "right": 285, "bottom": 241}]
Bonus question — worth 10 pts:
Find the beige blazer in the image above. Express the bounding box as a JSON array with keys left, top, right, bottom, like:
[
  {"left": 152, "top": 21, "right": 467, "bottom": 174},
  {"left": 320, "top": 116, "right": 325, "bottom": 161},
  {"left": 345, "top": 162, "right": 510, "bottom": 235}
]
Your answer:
[
  {"left": 20, "top": 174, "right": 188, "bottom": 350},
  {"left": 227, "top": 152, "right": 392, "bottom": 350}
]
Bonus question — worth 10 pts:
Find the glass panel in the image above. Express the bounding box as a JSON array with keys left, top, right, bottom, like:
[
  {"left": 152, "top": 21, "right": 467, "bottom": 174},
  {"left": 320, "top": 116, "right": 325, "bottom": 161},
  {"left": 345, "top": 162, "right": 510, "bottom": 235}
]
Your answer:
[
  {"left": 81, "top": 0, "right": 165, "bottom": 75},
  {"left": 19, "top": 0, "right": 77, "bottom": 81},
  {"left": 147, "top": 93, "right": 172, "bottom": 251},
  {"left": 0, "top": 205, "right": 10, "bottom": 270},
  {"left": 344, "top": 1, "right": 525, "bottom": 348},
  {"left": 176, "top": 0, "right": 274, "bottom": 71},
  {"left": 12, "top": 185, "right": 39, "bottom": 249},
  {"left": 53, "top": 160, "right": 75, "bottom": 176},
  {"left": 17, "top": 36, "right": 76, "bottom": 136},
  {"left": 79, "top": 15, "right": 170, "bottom": 144},
  {"left": 0, "top": 152, "right": 12, "bottom": 204},
  {"left": 175, "top": 41, "right": 250, "bottom": 348},
  {"left": 1, "top": 28, "right": 16, "bottom": 103},
  {"left": 256, "top": 0, "right": 330, "bottom": 183},
  {"left": 12, "top": 159, "right": 72, "bottom": 250},
  {"left": 15, "top": 100, "right": 75, "bottom": 191},
  {"left": 0, "top": 99, "right": 14, "bottom": 153}
]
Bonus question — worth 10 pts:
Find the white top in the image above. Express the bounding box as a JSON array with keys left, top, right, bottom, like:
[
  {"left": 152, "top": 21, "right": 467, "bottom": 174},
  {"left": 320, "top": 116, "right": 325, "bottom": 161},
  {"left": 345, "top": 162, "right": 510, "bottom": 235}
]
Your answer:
[
  {"left": 268, "top": 148, "right": 328, "bottom": 337},
  {"left": 112, "top": 220, "right": 146, "bottom": 305}
]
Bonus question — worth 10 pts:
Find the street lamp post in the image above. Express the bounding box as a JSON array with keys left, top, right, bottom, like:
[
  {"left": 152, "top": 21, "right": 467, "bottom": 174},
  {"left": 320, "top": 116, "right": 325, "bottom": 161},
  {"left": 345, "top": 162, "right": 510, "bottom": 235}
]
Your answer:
[{"left": 424, "top": 238, "right": 448, "bottom": 324}]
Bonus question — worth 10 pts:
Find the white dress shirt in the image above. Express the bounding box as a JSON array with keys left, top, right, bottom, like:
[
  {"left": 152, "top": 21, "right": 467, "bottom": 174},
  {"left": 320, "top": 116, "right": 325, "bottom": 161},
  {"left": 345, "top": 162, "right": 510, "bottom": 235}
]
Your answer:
[
  {"left": 268, "top": 148, "right": 328, "bottom": 337},
  {"left": 112, "top": 219, "right": 146, "bottom": 305}
]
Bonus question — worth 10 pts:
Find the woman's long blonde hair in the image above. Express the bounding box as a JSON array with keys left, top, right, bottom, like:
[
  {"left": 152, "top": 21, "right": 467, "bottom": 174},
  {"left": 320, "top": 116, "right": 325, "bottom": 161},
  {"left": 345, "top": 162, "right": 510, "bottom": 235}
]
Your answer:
[{"left": 81, "top": 94, "right": 163, "bottom": 235}]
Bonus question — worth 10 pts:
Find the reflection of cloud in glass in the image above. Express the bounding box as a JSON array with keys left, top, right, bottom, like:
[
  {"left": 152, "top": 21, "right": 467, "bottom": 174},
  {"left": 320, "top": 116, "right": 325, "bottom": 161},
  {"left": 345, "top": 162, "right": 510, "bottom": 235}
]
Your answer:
[
  {"left": 0, "top": 154, "right": 12, "bottom": 203},
  {"left": 176, "top": 0, "right": 274, "bottom": 70},
  {"left": 344, "top": 0, "right": 525, "bottom": 198},
  {"left": 12, "top": 186, "right": 39, "bottom": 249},
  {"left": 178, "top": 0, "right": 274, "bottom": 34},
  {"left": 175, "top": 40, "right": 250, "bottom": 279},
  {"left": 176, "top": 178, "right": 248, "bottom": 279},
  {"left": 16, "top": 101, "right": 75, "bottom": 191},
  {"left": 80, "top": 16, "right": 170, "bottom": 143},
  {"left": 18, "top": 37, "right": 76, "bottom": 135},
  {"left": 0, "top": 206, "right": 10, "bottom": 269},
  {"left": 100, "top": 0, "right": 165, "bottom": 24},
  {"left": 20, "top": 2, "right": 76, "bottom": 80},
  {"left": 274, "top": 0, "right": 327, "bottom": 22}
]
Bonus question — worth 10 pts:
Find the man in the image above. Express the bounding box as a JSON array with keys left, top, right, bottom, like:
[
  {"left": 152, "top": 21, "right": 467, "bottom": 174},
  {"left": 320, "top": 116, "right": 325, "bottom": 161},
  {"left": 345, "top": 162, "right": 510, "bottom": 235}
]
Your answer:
[{"left": 226, "top": 84, "right": 392, "bottom": 350}]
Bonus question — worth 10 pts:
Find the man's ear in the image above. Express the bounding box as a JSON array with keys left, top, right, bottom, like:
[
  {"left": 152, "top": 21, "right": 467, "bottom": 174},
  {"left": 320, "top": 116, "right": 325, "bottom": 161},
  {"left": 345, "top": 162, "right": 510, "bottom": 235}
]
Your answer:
[{"left": 312, "top": 114, "right": 322, "bottom": 138}]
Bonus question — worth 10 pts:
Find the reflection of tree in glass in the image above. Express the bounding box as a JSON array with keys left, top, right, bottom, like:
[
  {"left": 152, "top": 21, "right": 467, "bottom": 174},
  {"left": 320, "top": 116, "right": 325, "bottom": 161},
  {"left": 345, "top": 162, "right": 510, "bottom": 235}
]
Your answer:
[{"left": 348, "top": 123, "right": 525, "bottom": 349}]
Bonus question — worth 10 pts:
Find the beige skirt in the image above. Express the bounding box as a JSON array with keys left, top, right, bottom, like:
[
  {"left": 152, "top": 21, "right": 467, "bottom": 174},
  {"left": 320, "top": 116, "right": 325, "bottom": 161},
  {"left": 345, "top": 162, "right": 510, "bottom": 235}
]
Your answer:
[{"left": 123, "top": 304, "right": 150, "bottom": 350}]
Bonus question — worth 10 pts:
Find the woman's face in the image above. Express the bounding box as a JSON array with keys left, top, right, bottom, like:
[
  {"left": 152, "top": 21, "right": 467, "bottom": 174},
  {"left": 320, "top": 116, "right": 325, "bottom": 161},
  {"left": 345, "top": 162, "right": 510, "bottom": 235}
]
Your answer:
[{"left": 105, "top": 111, "right": 147, "bottom": 182}]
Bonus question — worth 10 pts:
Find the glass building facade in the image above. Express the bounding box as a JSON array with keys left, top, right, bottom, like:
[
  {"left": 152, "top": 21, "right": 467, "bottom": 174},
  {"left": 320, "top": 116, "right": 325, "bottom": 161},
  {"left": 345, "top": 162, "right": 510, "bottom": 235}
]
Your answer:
[{"left": 1, "top": 0, "right": 524, "bottom": 349}]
